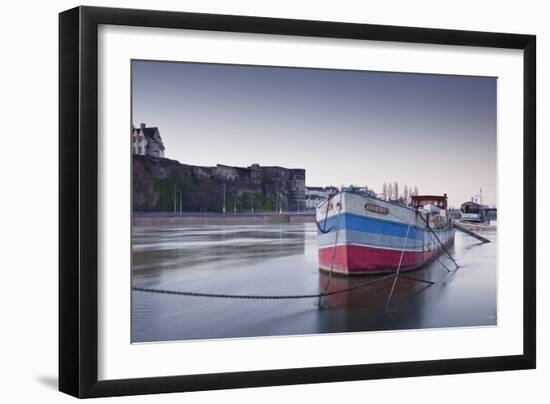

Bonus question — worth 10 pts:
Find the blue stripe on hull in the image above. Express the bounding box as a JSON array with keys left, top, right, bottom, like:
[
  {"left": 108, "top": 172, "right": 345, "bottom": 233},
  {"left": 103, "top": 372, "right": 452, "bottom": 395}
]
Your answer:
[
  {"left": 318, "top": 212, "right": 425, "bottom": 239},
  {"left": 317, "top": 213, "right": 454, "bottom": 253}
]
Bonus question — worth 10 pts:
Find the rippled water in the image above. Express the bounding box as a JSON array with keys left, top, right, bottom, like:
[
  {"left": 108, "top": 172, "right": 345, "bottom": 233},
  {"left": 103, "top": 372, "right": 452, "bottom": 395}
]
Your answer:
[{"left": 132, "top": 222, "right": 497, "bottom": 343}]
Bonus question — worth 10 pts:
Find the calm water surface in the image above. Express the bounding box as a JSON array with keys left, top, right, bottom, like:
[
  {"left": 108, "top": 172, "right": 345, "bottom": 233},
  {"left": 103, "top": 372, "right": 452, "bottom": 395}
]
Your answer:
[{"left": 132, "top": 223, "right": 497, "bottom": 342}]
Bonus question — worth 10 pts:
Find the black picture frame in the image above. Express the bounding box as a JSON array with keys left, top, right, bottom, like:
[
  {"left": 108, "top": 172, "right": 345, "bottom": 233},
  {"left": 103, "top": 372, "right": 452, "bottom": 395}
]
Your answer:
[{"left": 59, "top": 6, "right": 536, "bottom": 398}]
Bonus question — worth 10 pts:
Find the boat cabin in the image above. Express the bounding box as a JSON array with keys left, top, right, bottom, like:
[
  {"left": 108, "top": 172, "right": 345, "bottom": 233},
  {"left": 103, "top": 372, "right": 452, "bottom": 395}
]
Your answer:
[{"left": 410, "top": 194, "right": 448, "bottom": 210}]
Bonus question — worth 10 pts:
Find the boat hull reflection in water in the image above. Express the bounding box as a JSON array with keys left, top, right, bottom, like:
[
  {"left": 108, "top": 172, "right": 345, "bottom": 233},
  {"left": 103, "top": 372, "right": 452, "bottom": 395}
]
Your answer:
[{"left": 132, "top": 223, "right": 496, "bottom": 343}]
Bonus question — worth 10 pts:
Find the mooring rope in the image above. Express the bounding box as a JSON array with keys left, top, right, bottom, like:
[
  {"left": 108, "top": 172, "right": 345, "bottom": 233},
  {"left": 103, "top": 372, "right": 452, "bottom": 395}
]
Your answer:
[
  {"left": 321, "top": 190, "right": 344, "bottom": 293},
  {"left": 133, "top": 273, "right": 396, "bottom": 300},
  {"left": 385, "top": 222, "right": 412, "bottom": 311}
]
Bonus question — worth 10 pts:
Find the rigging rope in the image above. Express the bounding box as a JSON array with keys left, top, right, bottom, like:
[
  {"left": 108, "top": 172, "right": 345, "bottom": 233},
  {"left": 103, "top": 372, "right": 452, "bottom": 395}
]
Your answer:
[{"left": 360, "top": 193, "right": 458, "bottom": 270}]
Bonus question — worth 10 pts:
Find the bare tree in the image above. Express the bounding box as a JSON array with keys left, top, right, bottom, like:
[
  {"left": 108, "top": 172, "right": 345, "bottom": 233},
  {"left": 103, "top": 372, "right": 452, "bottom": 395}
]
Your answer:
[
  {"left": 394, "top": 182, "right": 399, "bottom": 201},
  {"left": 414, "top": 185, "right": 419, "bottom": 196},
  {"left": 403, "top": 185, "right": 409, "bottom": 202},
  {"left": 382, "top": 182, "right": 387, "bottom": 200},
  {"left": 387, "top": 183, "right": 393, "bottom": 201}
]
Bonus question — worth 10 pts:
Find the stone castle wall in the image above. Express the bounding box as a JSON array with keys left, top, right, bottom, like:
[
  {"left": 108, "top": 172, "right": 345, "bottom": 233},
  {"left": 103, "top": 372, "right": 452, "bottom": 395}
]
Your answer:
[{"left": 133, "top": 155, "right": 306, "bottom": 212}]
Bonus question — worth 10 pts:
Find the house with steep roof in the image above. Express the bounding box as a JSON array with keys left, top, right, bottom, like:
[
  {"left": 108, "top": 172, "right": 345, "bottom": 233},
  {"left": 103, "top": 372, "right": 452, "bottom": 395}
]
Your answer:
[{"left": 132, "top": 123, "right": 165, "bottom": 158}]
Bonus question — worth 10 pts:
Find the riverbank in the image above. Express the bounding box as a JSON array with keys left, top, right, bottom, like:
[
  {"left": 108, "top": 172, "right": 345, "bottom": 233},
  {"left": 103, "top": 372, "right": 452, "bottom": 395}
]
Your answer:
[{"left": 133, "top": 212, "right": 316, "bottom": 226}]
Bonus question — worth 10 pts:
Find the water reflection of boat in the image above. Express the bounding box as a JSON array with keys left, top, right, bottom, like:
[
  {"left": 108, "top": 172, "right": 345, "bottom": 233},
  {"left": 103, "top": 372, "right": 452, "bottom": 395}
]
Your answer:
[
  {"left": 317, "top": 271, "right": 431, "bottom": 310},
  {"left": 316, "top": 189, "right": 454, "bottom": 276}
]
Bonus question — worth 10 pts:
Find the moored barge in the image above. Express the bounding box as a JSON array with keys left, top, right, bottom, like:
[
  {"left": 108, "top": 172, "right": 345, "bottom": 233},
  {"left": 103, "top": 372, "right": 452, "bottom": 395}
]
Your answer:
[{"left": 316, "top": 189, "right": 454, "bottom": 275}]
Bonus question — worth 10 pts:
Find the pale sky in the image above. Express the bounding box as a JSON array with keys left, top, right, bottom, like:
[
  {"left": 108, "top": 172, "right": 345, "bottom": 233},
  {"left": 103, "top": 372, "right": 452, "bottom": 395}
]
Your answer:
[{"left": 132, "top": 60, "right": 497, "bottom": 208}]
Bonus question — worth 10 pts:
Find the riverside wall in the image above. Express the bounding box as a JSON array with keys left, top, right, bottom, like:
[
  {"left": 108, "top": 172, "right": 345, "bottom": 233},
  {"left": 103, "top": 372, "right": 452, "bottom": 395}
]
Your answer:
[{"left": 133, "top": 213, "right": 316, "bottom": 226}]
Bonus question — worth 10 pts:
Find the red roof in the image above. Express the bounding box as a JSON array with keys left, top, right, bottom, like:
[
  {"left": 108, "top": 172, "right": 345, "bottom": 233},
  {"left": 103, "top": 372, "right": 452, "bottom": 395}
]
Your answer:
[
  {"left": 410, "top": 194, "right": 448, "bottom": 209},
  {"left": 411, "top": 195, "right": 447, "bottom": 201}
]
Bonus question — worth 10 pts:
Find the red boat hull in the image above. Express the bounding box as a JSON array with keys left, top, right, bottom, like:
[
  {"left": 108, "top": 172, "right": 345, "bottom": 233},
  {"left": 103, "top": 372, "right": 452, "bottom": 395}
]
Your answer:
[{"left": 318, "top": 244, "right": 442, "bottom": 275}]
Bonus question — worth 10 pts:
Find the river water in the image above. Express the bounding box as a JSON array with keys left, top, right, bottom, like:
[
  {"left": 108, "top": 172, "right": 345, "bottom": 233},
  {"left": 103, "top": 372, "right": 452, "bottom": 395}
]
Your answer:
[{"left": 132, "top": 222, "right": 497, "bottom": 343}]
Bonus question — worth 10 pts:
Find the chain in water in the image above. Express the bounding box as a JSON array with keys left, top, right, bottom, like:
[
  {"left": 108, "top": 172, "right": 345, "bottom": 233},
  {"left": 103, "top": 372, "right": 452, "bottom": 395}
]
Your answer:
[{"left": 133, "top": 273, "right": 396, "bottom": 300}]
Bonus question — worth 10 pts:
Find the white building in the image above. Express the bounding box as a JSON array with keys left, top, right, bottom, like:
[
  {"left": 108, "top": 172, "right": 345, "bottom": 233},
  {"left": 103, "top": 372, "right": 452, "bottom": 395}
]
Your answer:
[
  {"left": 305, "top": 186, "right": 338, "bottom": 210},
  {"left": 132, "top": 123, "right": 165, "bottom": 158}
]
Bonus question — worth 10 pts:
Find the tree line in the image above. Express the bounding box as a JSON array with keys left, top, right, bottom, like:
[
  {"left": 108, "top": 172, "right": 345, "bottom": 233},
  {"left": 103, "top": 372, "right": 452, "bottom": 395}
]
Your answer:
[{"left": 381, "top": 182, "right": 419, "bottom": 202}]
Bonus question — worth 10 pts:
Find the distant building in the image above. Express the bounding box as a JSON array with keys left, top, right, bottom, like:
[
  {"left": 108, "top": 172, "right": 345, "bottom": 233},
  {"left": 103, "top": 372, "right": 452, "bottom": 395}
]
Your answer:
[
  {"left": 286, "top": 169, "right": 305, "bottom": 212},
  {"left": 460, "top": 201, "right": 497, "bottom": 222},
  {"left": 256, "top": 166, "right": 305, "bottom": 211},
  {"left": 305, "top": 186, "right": 338, "bottom": 210},
  {"left": 187, "top": 163, "right": 307, "bottom": 211},
  {"left": 215, "top": 164, "right": 252, "bottom": 182},
  {"left": 131, "top": 132, "right": 307, "bottom": 211},
  {"left": 132, "top": 123, "right": 165, "bottom": 158}
]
